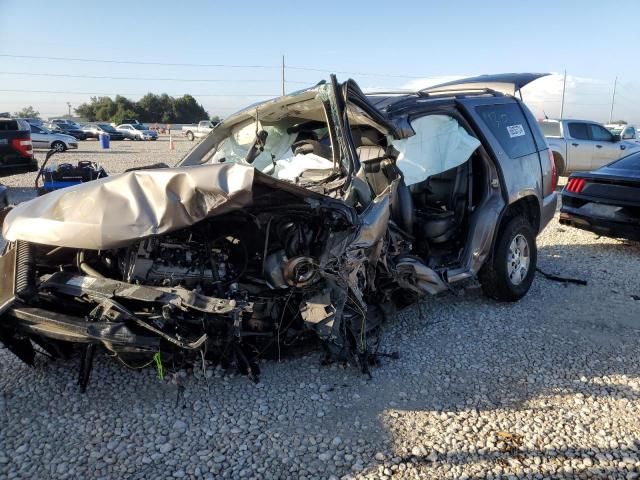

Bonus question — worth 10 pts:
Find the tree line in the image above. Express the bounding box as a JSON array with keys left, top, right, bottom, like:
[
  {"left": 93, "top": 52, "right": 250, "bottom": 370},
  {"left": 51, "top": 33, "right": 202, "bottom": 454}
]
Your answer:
[{"left": 74, "top": 93, "right": 211, "bottom": 124}]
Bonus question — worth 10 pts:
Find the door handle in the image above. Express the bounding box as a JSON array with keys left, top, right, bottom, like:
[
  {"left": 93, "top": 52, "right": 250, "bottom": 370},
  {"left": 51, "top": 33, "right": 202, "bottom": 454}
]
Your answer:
[
  {"left": 571, "top": 143, "right": 579, "bottom": 147},
  {"left": 596, "top": 145, "right": 602, "bottom": 148},
  {"left": 620, "top": 145, "right": 626, "bottom": 150}
]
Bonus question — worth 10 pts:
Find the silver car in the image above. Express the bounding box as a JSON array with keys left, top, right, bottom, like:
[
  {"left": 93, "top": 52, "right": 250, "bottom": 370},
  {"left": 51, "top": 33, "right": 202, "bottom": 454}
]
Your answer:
[
  {"left": 29, "top": 124, "right": 78, "bottom": 152},
  {"left": 116, "top": 124, "right": 158, "bottom": 141}
]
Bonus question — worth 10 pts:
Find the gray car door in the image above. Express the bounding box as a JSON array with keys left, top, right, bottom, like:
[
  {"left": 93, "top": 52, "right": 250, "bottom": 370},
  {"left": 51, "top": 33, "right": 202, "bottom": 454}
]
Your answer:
[
  {"left": 588, "top": 123, "right": 624, "bottom": 169},
  {"left": 30, "top": 125, "right": 49, "bottom": 149},
  {"left": 565, "top": 122, "right": 593, "bottom": 171}
]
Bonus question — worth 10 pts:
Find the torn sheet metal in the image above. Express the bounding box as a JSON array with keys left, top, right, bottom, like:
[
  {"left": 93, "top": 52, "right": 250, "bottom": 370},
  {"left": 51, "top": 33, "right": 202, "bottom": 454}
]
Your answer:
[
  {"left": 2, "top": 163, "right": 256, "bottom": 250},
  {"left": 391, "top": 115, "right": 480, "bottom": 186}
]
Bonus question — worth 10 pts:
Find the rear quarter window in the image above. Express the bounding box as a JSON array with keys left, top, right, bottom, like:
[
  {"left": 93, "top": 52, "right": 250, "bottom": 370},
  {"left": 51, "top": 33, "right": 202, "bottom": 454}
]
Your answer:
[
  {"left": 539, "top": 121, "right": 561, "bottom": 137},
  {"left": 0, "top": 120, "right": 19, "bottom": 131},
  {"left": 475, "top": 103, "right": 537, "bottom": 159}
]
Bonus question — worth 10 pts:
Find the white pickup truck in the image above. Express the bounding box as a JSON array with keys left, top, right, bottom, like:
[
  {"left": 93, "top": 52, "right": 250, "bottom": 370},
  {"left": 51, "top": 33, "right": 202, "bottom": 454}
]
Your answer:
[
  {"left": 182, "top": 121, "right": 216, "bottom": 141},
  {"left": 540, "top": 119, "right": 640, "bottom": 175}
]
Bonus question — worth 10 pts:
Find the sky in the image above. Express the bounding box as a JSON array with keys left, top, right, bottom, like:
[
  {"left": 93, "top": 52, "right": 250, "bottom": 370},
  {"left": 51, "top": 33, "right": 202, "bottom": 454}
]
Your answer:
[{"left": 0, "top": 0, "right": 638, "bottom": 123}]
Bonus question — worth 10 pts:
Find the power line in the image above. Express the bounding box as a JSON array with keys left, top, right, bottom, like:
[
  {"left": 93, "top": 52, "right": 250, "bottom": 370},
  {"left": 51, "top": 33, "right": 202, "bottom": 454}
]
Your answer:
[
  {"left": 0, "top": 53, "right": 430, "bottom": 80},
  {"left": 0, "top": 53, "right": 278, "bottom": 69},
  {"left": 0, "top": 71, "right": 311, "bottom": 84},
  {"left": 0, "top": 89, "right": 276, "bottom": 97}
]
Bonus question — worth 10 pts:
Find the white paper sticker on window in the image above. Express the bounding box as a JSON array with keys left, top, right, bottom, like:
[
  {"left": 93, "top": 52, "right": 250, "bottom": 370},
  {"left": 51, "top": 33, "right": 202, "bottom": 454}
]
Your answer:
[
  {"left": 507, "top": 124, "right": 525, "bottom": 138},
  {"left": 67, "top": 276, "right": 96, "bottom": 288}
]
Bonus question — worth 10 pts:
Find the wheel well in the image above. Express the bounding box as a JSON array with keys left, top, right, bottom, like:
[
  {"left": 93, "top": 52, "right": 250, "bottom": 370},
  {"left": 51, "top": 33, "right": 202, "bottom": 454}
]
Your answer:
[
  {"left": 502, "top": 196, "right": 540, "bottom": 233},
  {"left": 552, "top": 151, "right": 565, "bottom": 175}
]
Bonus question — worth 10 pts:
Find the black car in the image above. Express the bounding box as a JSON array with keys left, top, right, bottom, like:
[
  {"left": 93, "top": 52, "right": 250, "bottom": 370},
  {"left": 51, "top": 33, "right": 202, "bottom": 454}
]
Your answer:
[
  {"left": 0, "top": 118, "right": 38, "bottom": 175},
  {"left": 82, "top": 123, "right": 125, "bottom": 141},
  {"left": 560, "top": 152, "right": 640, "bottom": 241},
  {"left": 48, "top": 123, "right": 87, "bottom": 140}
]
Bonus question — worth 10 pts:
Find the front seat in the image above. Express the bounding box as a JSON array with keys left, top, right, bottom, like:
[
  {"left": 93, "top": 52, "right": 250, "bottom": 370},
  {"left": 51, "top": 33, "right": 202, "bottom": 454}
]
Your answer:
[
  {"left": 357, "top": 143, "right": 414, "bottom": 233},
  {"left": 411, "top": 163, "right": 468, "bottom": 243}
]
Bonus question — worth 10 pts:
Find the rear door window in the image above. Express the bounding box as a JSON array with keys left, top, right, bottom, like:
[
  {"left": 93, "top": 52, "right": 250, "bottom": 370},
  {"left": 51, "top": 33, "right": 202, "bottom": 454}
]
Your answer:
[
  {"left": 568, "top": 122, "right": 589, "bottom": 140},
  {"left": 475, "top": 103, "right": 536, "bottom": 159}
]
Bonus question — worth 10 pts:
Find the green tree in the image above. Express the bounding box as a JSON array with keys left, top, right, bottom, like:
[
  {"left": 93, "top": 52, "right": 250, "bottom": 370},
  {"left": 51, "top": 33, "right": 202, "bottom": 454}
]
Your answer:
[
  {"left": 13, "top": 106, "right": 39, "bottom": 118},
  {"left": 210, "top": 115, "right": 222, "bottom": 124},
  {"left": 75, "top": 93, "right": 209, "bottom": 124},
  {"left": 173, "top": 94, "right": 208, "bottom": 123}
]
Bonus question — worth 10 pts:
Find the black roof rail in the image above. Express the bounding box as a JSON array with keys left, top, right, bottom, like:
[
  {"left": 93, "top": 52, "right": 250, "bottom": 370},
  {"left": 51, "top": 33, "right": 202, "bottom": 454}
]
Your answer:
[
  {"left": 365, "top": 90, "right": 420, "bottom": 96},
  {"left": 417, "top": 87, "right": 503, "bottom": 98}
]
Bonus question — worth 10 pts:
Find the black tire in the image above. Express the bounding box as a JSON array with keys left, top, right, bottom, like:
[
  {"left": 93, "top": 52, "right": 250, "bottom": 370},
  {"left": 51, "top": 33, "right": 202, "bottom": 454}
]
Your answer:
[
  {"left": 479, "top": 216, "right": 537, "bottom": 302},
  {"left": 553, "top": 153, "right": 565, "bottom": 177},
  {"left": 186, "top": 131, "right": 195, "bottom": 141},
  {"left": 51, "top": 141, "right": 66, "bottom": 152}
]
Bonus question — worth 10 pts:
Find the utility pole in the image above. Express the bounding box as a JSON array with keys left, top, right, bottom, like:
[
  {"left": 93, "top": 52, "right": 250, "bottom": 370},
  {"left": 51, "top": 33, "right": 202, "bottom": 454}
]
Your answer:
[
  {"left": 66, "top": 102, "right": 72, "bottom": 117},
  {"left": 608, "top": 76, "right": 617, "bottom": 124},
  {"left": 281, "top": 55, "right": 285, "bottom": 96},
  {"left": 559, "top": 70, "right": 567, "bottom": 119}
]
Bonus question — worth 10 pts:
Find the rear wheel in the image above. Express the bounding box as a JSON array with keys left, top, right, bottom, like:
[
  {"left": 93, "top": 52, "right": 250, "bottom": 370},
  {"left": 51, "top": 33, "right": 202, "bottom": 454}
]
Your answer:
[
  {"left": 51, "top": 141, "right": 66, "bottom": 152},
  {"left": 186, "top": 131, "right": 195, "bottom": 141},
  {"left": 553, "top": 153, "right": 565, "bottom": 177},
  {"left": 479, "top": 216, "right": 537, "bottom": 301}
]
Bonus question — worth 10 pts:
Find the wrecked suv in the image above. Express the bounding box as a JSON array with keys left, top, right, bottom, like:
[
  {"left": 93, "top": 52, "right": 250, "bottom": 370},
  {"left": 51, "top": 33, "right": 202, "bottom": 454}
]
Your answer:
[{"left": 0, "top": 73, "right": 556, "bottom": 389}]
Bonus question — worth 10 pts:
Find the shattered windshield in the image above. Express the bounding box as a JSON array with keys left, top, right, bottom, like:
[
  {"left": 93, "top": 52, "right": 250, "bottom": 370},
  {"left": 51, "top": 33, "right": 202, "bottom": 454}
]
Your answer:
[{"left": 178, "top": 91, "right": 339, "bottom": 182}]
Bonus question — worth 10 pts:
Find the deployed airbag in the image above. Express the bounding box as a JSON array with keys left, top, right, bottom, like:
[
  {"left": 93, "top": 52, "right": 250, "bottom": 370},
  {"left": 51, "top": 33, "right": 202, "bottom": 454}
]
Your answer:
[
  {"left": 272, "top": 153, "right": 334, "bottom": 181},
  {"left": 392, "top": 115, "right": 480, "bottom": 186}
]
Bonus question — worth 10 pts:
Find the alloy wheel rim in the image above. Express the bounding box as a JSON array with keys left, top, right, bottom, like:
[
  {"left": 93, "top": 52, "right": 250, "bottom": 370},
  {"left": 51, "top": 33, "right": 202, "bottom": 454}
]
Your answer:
[{"left": 507, "top": 234, "right": 530, "bottom": 285}]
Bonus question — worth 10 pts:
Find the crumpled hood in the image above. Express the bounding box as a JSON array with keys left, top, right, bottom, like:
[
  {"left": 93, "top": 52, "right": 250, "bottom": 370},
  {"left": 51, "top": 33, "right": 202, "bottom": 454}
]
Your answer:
[{"left": 2, "top": 163, "right": 256, "bottom": 250}]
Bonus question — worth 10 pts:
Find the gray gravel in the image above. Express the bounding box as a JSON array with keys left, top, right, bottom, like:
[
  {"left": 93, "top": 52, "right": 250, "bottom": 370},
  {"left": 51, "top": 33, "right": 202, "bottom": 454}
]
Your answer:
[{"left": 1, "top": 139, "right": 640, "bottom": 479}]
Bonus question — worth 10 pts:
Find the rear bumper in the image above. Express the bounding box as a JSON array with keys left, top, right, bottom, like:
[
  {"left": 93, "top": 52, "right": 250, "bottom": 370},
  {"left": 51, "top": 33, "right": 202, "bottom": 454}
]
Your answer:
[
  {"left": 540, "top": 192, "right": 558, "bottom": 233},
  {"left": 560, "top": 204, "right": 640, "bottom": 241},
  {"left": 0, "top": 158, "right": 38, "bottom": 176}
]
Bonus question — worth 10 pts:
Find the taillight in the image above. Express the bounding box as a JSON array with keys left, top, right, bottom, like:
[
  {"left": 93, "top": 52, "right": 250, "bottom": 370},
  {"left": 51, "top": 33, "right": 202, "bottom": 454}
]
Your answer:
[
  {"left": 548, "top": 150, "right": 558, "bottom": 191},
  {"left": 11, "top": 138, "right": 33, "bottom": 158},
  {"left": 566, "top": 177, "right": 586, "bottom": 193}
]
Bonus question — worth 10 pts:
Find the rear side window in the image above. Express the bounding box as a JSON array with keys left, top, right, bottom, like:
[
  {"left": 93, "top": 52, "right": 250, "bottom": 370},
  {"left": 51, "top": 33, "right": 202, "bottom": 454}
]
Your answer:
[
  {"left": 0, "top": 120, "right": 19, "bottom": 131},
  {"left": 539, "top": 121, "right": 561, "bottom": 137},
  {"left": 568, "top": 122, "right": 589, "bottom": 140},
  {"left": 476, "top": 103, "right": 536, "bottom": 159}
]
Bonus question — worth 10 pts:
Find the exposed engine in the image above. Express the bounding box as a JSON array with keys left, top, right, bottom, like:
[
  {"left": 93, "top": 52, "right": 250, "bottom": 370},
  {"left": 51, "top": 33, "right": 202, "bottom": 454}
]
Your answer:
[{"left": 119, "top": 233, "right": 245, "bottom": 290}]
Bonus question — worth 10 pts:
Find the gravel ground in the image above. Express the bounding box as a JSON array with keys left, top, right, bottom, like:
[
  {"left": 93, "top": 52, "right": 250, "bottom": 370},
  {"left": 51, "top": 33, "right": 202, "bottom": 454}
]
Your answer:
[{"left": 1, "top": 139, "right": 640, "bottom": 479}]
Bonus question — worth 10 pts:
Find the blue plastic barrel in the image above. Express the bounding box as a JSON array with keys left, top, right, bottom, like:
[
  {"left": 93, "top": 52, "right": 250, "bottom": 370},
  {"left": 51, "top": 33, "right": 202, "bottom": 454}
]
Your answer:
[{"left": 99, "top": 133, "right": 110, "bottom": 149}]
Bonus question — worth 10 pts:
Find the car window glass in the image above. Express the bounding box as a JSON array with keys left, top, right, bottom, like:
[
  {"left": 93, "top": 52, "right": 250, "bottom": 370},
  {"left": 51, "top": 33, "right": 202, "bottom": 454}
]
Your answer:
[
  {"left": 568, "top": 122, "right": 589, "bottom": 140},
  {"left": 610, "top": 151, "right": 640, "bottom": 170},
  {"left": 623, "top": 127, "right": 635, "bottom": 139},
  {"left": 475, "top": 103, "right": 536, "bottom": 159},
  {"left": 539, "top": 121, "right": 561, "bottom": 137},
  {"left": 589, "top": 124, "right": 613, "bottom": 142}
]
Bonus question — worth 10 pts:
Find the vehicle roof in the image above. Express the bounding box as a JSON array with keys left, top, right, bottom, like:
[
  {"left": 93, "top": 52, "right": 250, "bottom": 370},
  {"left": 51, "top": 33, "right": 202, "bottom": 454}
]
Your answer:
[
  {"left": 543, "top": 118, "right": 605, "bottom": 124},
  {"left": 367, "top": 89, "right": 516, "bottom": 116},
  {"left": 420, "top": 73, "right": 549, "bottom": 96}
]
